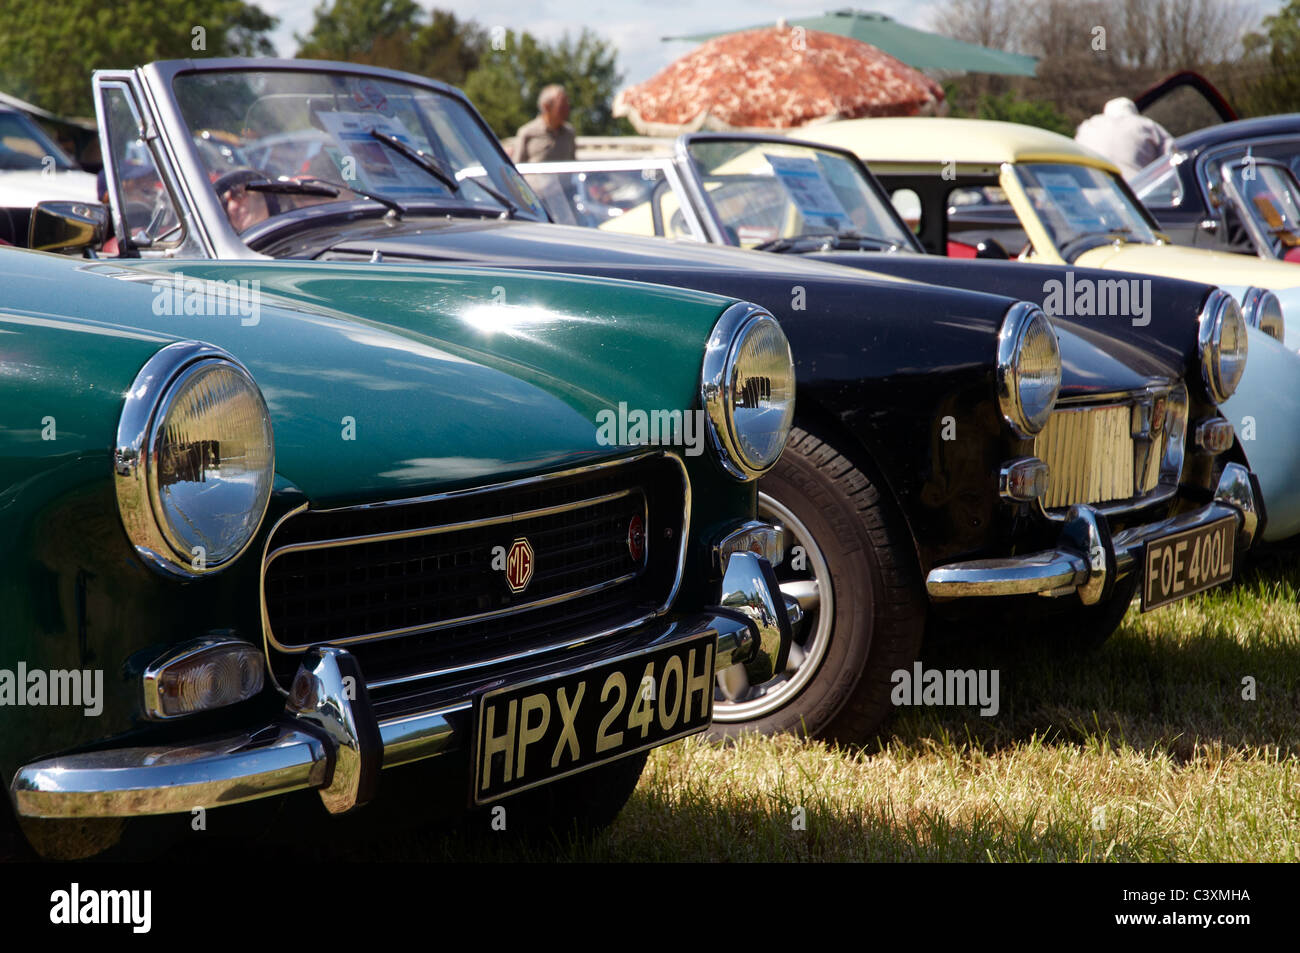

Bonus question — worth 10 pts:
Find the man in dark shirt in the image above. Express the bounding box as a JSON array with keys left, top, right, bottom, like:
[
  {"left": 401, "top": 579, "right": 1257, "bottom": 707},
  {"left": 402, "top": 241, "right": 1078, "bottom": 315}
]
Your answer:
[{"left": 512, "top": 85, "right": 576, "bottom": 162}]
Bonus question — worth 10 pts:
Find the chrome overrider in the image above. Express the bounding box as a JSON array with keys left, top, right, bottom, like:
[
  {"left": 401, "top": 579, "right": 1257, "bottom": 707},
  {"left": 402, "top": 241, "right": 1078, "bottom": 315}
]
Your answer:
[
  {"left": 926, "top": 463, "right": 1262, "bottom": 603},
  {"left": 9, "top": 533, "right": 793, "bottom": 820}
]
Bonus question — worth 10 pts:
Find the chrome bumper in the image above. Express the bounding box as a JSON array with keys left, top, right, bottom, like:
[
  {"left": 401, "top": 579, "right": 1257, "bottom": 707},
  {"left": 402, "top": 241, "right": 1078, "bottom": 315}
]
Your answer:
[
  {"left": 926, "top": 462, "right": 1261, "bottom": 604},
  {"left": 10, "top": 608, "right": 775, "bottom": 820}
]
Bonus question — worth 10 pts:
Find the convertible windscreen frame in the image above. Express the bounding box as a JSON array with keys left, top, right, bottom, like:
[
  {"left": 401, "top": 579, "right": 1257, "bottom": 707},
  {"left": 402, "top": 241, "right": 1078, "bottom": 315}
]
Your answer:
[{"left": 93, "top": 59, "right": 550, "bottom": 261}]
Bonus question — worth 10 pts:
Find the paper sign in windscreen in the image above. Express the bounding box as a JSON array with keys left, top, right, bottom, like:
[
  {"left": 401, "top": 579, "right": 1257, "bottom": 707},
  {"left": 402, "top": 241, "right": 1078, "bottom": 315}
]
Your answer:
[{"left": 764, "top": 154, "right": 851, "bottom": 231}]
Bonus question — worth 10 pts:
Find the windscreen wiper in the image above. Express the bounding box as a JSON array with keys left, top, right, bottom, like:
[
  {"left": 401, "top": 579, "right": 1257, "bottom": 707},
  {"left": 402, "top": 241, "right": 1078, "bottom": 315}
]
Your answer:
[
  {"left": 247, "top": 176, "right": 408, "bottom": 217},
  {"left": 368, "top": 129, "right": 519, "bottom": 218},
  {"left": 752, "top": 232, "right": 900, "bottom": 253}
]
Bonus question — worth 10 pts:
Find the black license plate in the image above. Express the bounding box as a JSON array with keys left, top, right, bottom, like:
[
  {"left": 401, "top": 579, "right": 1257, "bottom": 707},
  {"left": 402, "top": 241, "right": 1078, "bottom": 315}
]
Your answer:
[
  {"left": 1141, "top": 516, "right": 1236, "bottom": 611},
  {"left": 472, "top": 633, "right": 716, "bottom": 804}
]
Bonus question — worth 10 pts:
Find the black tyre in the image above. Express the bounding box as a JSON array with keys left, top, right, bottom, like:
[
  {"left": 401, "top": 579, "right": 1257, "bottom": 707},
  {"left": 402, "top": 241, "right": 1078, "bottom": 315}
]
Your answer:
[{"left": 710, "top": 427, "right": 926, "bottom": 744}]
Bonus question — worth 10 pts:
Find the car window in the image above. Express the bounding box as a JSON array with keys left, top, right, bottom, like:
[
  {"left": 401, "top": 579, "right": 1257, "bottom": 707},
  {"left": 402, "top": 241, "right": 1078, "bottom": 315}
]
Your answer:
[
  {"left": 0, "top": 111, "right": 77, "bottom": 171},
  {"left": 1132, "top": 159, "right": 1184, "bottom": 208},
  {"left": 100, "top": 84, "right": 182, "bottom": 247}
]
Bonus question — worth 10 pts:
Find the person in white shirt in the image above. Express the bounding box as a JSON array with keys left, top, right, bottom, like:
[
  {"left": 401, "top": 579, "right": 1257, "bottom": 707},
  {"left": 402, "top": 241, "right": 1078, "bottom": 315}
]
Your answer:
[{"left": 1074, "top": 97, "right": 1174, "bottom": 179}]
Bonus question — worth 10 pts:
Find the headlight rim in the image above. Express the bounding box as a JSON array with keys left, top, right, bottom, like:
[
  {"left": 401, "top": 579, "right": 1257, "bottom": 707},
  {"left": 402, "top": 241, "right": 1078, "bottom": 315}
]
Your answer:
[
  {"left": 1197, "top": 289, "right": 1248, "bottom": 405},
  {"left": 701, "top": 301, "right": 795, "bottom": 481},
  {"left": 1240, "top": 286, "right": 1285, "bottom": 343},
  {"left": 996, "top": 302, "right": 1062, "bottom": 438},
  {"left": 115, "top": 340, "right": 275, "bottom": 578}
]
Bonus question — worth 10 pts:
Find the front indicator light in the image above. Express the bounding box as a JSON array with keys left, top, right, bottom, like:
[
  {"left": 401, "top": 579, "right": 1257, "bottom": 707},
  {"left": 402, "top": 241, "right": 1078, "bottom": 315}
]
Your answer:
[
  {"left": 1194, "top": 417, "right": 1235, "bottom": 455},
  {"left": 999, "top": 457, "right": 1050, "bottom": 502},
  {"left": 143, "top": 639, "right": 265, "bottom": 719}
]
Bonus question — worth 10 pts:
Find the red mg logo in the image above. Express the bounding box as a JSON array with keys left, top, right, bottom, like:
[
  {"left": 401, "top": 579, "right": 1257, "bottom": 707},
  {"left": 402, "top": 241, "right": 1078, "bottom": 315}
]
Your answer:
[{"left": 505, "top": 538, "right": 534, "bottom": 593}]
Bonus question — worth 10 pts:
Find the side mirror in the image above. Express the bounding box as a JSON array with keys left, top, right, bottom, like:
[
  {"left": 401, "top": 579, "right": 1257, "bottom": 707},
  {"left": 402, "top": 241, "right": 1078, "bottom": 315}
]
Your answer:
[
  {"left": 28, "top": 201, "right": 109, "bottom": 254},
  {"left": 975, "top": 238, "right": 1009, "bottom": 260}
]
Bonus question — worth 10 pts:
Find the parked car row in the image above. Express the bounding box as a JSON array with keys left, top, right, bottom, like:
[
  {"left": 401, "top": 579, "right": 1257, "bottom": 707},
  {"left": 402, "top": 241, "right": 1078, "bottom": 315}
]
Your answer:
[{"left": 0, "top": 57, "right": 1275, "bottom": 859}]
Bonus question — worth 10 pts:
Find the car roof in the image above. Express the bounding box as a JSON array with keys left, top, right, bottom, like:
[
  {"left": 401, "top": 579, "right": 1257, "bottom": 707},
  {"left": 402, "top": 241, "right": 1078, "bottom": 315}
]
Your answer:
[
  {"left": 1175, "top": 114, "right": 1300, "bottom": 152},
  {"left": 800, "top": 117, "right": 1119, "bottom": 172}
]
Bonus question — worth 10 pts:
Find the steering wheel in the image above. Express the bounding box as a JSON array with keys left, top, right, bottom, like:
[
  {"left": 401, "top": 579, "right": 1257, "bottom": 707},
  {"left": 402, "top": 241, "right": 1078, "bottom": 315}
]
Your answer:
[{"left": 212, "top": 168, "right": 282, "bottom": 217}]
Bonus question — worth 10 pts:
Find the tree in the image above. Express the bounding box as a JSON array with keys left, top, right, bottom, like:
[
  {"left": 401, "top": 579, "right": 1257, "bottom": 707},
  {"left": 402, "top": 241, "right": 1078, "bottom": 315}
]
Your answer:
[
  {"left": 959, "top": 90, "right": 1073, "bottom": 135},
  {"left": 295, "top": 0, "right": 485, "bottom": 87},
  {"left": 0, "top": 0, "right": 276, "bottom": 117},
  {"left": 463, "top": 28, "right": 628, "bottom": 138},
  {"left": 1239, "top": 0, "right": 1300, "bottom": 115}
]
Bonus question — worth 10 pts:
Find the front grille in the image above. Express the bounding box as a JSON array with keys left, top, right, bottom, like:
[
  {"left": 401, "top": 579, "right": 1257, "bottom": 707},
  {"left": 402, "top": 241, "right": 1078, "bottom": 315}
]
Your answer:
[
  {"left": 1033, "top": 401, "right": 1166, "bottom": 510},
  {"left": 261, "top": 454, "right": 687, "bottom": 689}
]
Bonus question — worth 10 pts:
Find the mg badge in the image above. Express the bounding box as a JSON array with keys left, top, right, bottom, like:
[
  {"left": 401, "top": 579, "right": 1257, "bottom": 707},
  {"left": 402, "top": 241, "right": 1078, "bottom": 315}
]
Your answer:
[
  {"left": 627, "top": 514, "right": 645, "bottom": 563},
  {"left": 505, "top": 537, "right": 534, "bottom": 593}
]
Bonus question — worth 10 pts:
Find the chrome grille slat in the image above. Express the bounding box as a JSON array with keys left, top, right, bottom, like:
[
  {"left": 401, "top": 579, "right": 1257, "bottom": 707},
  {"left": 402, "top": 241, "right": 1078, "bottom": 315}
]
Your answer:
[{"left": 1034, "top": 401, "right": 1166, "bottom": 510}]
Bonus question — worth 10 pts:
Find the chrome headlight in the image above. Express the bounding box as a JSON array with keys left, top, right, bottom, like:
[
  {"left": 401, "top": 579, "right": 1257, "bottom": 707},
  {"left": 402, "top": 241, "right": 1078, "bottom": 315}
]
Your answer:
[
  {"left": 1197, "top": 290, "right": 1248, "bottom": 404},
  {"left": 1240, "top": 286, "right": 1284, "bottom": 343},
  {"left": 996, "top": 302, "right": 1061, "bottom": 437},
  {"left": 702, "top": 302, "right": 796, "bottom": 480},
  {"left": 115, "top": 341, "right": 275, "bottom": 576}
]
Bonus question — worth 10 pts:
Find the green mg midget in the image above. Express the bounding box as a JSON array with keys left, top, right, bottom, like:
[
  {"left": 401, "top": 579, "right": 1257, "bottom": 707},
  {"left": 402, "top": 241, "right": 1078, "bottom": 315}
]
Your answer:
[{"left": 0, "top": 247, "right": 794, "bottom": 858}]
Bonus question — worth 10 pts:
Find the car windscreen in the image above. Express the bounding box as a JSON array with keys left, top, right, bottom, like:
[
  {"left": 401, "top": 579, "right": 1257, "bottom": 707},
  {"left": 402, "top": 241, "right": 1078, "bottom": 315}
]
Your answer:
[
  {"left": 1015, "top": 162, "right": 1159, "bottom": 253},
  {"left": 171, "top": 70, "right": 547, "bottom": 229},
  {"left": 685, "top": 139, "right": 916, "bottom": 250}
]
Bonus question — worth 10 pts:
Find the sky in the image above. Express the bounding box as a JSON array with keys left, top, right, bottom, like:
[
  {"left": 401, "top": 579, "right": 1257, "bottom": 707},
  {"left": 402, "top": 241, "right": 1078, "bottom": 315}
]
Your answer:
[
  {"left": 256, "top": 1, "right": 947, "bottom": 86},
  {"left": 256, "top": 0, "right": 1284, "bottom": 92}
]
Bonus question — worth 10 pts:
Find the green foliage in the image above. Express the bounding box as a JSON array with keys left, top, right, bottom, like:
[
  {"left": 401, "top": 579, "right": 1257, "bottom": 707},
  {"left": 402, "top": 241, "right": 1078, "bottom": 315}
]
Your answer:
[
  {"left": 295, "top": 0, "right": 485, "bottom": 87},
  {"left": 954, "top": 90, "right": 1073, "bottom": 136},
  {"left": 0, "top": 0, "right": 276, "bottom": 117},
  {"left": 462, "top": 28, "right": 628, "bottom": 138},
  {"left": 1239, "top": 0, "right": 1300, "bottom": 116}
]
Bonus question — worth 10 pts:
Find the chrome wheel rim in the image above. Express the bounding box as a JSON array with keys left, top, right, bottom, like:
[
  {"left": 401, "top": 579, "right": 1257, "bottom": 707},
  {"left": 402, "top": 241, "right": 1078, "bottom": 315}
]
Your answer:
[{"left": 712, "top": 491, "right": 835, "bottom": 722}]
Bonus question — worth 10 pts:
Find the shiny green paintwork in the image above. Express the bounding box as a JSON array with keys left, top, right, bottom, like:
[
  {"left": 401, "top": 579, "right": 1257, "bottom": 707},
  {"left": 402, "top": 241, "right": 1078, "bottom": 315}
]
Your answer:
[{"left": 0, "top": 247, "right": 752, "bottom": 778}]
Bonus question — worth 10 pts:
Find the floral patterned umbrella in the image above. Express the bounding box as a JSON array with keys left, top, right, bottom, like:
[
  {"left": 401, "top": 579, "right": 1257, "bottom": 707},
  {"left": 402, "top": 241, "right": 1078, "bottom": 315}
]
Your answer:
[{"left": 613, "top": 25, "right": 945, "bottom": 136}]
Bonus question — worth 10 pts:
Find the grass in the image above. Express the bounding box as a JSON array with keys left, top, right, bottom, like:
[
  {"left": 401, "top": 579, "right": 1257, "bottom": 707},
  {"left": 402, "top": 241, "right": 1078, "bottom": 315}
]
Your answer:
[{"left": 415, "top": 549, "right": 1300, "bottom": 862}]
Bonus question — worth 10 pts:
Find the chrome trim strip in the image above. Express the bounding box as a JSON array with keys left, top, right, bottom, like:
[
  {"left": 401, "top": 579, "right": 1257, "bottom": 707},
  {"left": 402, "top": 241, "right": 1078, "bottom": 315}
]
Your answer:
[
  {"left": 364, "top": 604, "right": 652, "bottom": 688},
  {"left": 269, "top": 572, "right": 639, "bottom": 655},
  {"left": 264, "top": 488, "right": 636, "bottom": 561},
  {"left": 311, "top": 450, "right": 661, "bottom": 513}
]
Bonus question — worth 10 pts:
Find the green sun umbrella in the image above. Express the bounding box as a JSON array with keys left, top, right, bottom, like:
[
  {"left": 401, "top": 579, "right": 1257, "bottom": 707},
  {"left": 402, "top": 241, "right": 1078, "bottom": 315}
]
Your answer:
[{"left": 666, "top": 9, "right": 1037, "bottom": 78}]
